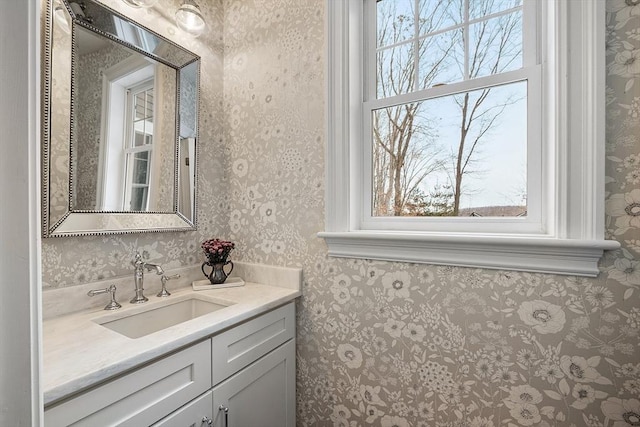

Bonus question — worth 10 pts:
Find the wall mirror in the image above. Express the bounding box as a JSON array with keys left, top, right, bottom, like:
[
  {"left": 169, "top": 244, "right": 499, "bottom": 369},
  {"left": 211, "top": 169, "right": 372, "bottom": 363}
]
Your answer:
[{"left": 42, "top": 0, "right": 200, "bottom": 237}]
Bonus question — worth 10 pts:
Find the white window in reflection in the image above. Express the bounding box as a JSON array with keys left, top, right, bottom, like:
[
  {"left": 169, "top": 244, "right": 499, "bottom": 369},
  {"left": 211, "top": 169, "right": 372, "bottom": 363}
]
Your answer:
[
  {"left": 123, "top": 82, "right": 154, "bottom": 211},
  {"left": 97, "top": 57, "right": 157, "bottom": 212}
]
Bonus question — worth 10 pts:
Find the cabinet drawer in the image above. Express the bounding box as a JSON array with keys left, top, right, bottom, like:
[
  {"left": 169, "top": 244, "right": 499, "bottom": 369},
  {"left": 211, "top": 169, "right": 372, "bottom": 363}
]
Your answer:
[
  {"left": 212, "top": 302, "right": 295, "bottom": 385},
  {"left": 45, "top": 340, "right": 212, "bottom": 427}
]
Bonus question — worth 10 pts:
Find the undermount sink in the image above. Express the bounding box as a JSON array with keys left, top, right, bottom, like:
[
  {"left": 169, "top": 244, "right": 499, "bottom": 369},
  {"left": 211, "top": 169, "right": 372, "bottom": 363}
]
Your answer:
[{"left": 94, "top": 296, "right": 231, "bottom": 339}]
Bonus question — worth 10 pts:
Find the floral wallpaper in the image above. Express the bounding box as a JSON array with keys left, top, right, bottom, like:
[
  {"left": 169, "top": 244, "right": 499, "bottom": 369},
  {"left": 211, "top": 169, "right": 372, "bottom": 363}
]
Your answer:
[
  {"left": 41, "top": 0, "right": 640, "bottom": 426},
  {"left": 221, "top": 1, "right": 640, "bottom": 426}
]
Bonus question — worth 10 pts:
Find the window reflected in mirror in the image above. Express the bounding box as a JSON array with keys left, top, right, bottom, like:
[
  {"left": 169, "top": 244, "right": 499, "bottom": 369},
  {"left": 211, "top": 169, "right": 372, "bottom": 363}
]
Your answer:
[{"left": 72, "top": 24, "right": 177, "bottom": 213}]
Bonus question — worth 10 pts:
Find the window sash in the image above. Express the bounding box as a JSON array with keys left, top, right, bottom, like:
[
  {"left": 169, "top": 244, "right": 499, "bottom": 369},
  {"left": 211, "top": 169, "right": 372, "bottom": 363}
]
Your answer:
[
  {"left": 360, "top": 0, "right": 542, "bottom": 233},
  {"left": 125, "top": 80, "right": 154, "bottom": 150},
  {"left": 362, "top": 67, "right": 543, "bottom": 233},
  {"left": 123, "top": 80, "right": 154, "bottom": 211},
  {"left": 366, "top": 0, "right": 538, "bottom": 102}
]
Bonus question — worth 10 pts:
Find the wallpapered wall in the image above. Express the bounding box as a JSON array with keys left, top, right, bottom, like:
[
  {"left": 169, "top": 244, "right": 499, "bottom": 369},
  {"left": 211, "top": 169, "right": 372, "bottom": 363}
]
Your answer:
[
  {"left": 42, "top": 0, "right": 640, "bottom": 426},
  {"left": 222, "top": 1, "right": 640, "bottom": 426}
]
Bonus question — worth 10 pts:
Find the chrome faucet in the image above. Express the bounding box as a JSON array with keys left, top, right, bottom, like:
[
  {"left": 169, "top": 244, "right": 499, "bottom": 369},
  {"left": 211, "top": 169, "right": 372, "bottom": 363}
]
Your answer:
[{"left": 131, "top": 252, "right": 165, "bottom": 304}]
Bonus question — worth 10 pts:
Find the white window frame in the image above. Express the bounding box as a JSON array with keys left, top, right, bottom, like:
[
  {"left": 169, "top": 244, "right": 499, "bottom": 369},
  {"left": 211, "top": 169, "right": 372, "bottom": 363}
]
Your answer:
[
  {"left": 362, "top": 0, "right": 541, "bottom": 234},
  {"left": 123, "top": 80, "right": 154, "bottom": 211},
  {"left": 97, "top": 56, "right": 155, "bottom": 211},
  {"left": 320, "top": 0, "right": 620, "bottom": 277}
]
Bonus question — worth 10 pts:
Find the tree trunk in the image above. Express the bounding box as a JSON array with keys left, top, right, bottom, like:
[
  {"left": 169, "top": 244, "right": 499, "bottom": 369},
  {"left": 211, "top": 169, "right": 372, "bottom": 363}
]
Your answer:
[
  {"left": 393, "top": 156, "right": 403, "bottom": 215},
  {"left": 453, "top": 93, "right": 470, "bottom": 216}
]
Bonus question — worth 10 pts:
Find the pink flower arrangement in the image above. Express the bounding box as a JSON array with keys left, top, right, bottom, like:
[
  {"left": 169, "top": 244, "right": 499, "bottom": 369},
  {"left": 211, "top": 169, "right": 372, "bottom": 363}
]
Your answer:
[{"left": 201, "top": 238, "right": 235, "bottom": 264}]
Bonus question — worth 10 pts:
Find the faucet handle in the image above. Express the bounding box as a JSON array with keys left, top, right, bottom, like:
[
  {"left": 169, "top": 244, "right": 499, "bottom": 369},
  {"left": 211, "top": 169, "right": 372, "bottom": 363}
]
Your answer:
[
  {"left": 88, "top": 284, "right": 122, "bottom": 310},
  {"left": 157, "top": 274, "right": 180, "bottom": 297}
]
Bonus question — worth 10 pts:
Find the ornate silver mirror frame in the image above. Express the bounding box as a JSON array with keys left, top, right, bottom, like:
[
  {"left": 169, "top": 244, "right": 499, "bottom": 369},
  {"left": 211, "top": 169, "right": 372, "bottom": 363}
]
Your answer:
[{"left": 42, "top": 0, "right": 200, "bottom": 237}]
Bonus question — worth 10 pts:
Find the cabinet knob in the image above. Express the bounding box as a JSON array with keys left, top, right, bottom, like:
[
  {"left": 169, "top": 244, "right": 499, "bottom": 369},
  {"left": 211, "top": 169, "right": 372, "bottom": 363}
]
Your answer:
[
  {"left": 218, "top": 405, "right": 229, "bottom": 426},
  {"left": 201, "top": 416, "right": 213, "bottom": 426}
]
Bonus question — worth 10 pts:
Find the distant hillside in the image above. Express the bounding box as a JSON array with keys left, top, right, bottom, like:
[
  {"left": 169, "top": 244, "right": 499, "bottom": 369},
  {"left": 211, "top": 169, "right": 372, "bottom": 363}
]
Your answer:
[{"left": 458, "top": 205, "right": 526, "bottom": 217}]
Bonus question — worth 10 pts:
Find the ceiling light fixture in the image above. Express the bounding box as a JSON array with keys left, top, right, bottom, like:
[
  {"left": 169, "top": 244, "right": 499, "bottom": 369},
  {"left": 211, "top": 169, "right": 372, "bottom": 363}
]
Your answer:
[{"left": 175, "top": 0, "right": 206, "bottom": 37}]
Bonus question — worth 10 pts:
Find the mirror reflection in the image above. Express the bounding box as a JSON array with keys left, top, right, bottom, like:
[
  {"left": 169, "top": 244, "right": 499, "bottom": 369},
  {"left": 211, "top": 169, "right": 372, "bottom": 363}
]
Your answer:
[
  {"left": 43, "top": 0, "right": 200, "bottom": 237},
  {"left": 72, "top": 25, "right": 177, "bottom": 213}
]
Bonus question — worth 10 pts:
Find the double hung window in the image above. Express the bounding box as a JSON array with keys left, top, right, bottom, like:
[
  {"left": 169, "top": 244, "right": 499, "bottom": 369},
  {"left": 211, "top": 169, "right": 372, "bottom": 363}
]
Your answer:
[
  {"left": 123, "top": 81, "right": 154, "bottom": 211},
  {"left": 364, "top": 0, "right": 540, "bottom": 233},
  {"left": 321, "top": 0, "right": 619, "bottom": 276}
]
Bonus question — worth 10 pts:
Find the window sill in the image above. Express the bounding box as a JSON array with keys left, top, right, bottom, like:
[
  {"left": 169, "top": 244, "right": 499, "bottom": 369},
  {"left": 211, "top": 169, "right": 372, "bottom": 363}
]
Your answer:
[{"left": 318, "top": 231, "right": 620, "bottom": 277}]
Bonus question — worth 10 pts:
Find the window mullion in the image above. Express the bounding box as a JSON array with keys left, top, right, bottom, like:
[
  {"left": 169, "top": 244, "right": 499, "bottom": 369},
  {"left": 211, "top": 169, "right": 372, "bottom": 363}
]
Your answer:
[
  {"left": 413, "top": 0, "right": 419, "bottom": 92},
  {"left": 522, "top": 0, "right": 539, "bottom": 67},
  {"left": 365, "top": 66, "right": 536, "bottom": 110},
  {"left": 364, "top": 0, "right": 375, "bottom": 102},
  {"left": 362, "top": 0, "right": 378, "bottom": 227},
  {"left": 123, "top": 145, "right": 152, "bottom": 155},
  {"left": 464, "top": 0, "right": 469, "bottom": 80},
  {"left": 526, "top": 66, "right": 544, "bottom": 231}
]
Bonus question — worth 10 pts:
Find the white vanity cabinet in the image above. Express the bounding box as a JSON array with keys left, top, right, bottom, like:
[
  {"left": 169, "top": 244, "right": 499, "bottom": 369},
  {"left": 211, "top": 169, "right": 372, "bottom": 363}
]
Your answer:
[{"left": 44, "top": 302, "right": 296, "bottom": 427}]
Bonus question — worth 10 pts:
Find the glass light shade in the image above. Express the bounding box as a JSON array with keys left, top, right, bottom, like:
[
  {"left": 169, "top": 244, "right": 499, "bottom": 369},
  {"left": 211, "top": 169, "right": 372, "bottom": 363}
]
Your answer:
[
  {"left": 175, "top": 1, "right": 206, "bottom": 37},
  {"left": 122, "top": 0, "right": 157, "bottom": 8}
]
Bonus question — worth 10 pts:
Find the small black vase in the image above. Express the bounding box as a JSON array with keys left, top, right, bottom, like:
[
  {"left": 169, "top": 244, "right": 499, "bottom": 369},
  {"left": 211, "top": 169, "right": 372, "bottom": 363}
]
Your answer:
[{"left": 201, "top": 258, "right": 234, "bottom": 284}]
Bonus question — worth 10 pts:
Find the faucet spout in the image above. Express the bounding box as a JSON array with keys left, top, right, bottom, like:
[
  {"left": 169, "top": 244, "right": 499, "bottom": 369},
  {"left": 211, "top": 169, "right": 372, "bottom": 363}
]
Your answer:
[{"left": 145, "top": 263, "right": 165, "bottom": 276}]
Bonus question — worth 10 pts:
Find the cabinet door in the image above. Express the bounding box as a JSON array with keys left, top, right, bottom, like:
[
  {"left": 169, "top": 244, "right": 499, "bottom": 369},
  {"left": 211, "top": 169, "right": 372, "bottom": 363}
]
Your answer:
[
  {"left": 212, "top": 340, "right": 295, "bottom": 427},
  {"left": 152, "top": 391, "right": 213, "bottom": 427}
]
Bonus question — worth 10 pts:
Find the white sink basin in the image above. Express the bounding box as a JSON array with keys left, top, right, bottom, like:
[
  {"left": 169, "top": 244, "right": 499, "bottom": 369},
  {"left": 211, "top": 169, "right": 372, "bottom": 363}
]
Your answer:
[{"left": 94, "top": 296, "right": 231, "bottom": 339}]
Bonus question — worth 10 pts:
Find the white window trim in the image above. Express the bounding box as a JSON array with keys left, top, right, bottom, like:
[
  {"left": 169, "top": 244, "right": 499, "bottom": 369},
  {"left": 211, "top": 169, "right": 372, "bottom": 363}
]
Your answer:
[{"left": 320, "top": 0, "right": 620, "bottom": 277}]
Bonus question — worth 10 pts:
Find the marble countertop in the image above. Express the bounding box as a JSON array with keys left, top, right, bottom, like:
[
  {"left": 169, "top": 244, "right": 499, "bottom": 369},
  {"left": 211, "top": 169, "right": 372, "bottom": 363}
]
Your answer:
[{"left": 43, "top": 262, "right": 301, "bottom": 406}]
